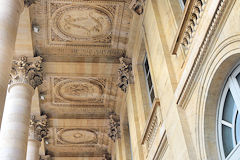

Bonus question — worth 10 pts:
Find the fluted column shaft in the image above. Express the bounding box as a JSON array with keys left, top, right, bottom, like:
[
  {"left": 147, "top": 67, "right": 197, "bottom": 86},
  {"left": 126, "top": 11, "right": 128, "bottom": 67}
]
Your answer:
[
  {"left": 0, "top": 0, "right": 24, "bottom": 125},
  {"left": 0, "top": 56, "right": 43, "bottom": 160}
]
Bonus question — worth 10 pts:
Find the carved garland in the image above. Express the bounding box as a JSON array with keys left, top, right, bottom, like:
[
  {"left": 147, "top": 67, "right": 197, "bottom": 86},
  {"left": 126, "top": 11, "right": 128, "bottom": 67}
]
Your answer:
[{"left": 178, "top": 0, "right": 228, "bottom": 107}]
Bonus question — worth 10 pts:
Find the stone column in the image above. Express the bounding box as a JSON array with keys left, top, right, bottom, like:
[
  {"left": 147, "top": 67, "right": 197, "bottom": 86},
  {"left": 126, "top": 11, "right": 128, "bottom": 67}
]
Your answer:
[
  {"left": 0, "top": 0, "right": 24, "bottom": 124},
  {"left": 0, "top": 56, "right": 43, "bottom": 160},
  {"left": 26, "top": 115, "right": 48, "bottom": 160}
]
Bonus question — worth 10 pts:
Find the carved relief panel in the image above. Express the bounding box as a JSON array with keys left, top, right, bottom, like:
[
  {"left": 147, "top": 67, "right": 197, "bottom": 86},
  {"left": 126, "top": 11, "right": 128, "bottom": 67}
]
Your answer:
[
  {"left": 48, "top": 0, "right": 124, "bottom": 46},
  {"left": 52, "top": 77, "right": 106, "bottom": 106}
]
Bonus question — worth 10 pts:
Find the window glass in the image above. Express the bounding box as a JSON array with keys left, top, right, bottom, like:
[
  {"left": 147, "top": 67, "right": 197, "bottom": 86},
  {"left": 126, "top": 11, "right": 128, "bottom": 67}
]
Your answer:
[
  {"left": 143, "top": 55, "right": 155, "bottom": 105},
  {"left": 222, "top": 125, "right": 233, "bottom": 156},
  {"left": 223, "top": 91, "right": 236, "bottom": 123}
]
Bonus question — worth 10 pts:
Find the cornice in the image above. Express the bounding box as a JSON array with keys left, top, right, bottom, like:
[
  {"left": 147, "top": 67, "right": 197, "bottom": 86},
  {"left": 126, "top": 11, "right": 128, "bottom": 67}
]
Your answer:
[{"left": 177, "top": 0, "right": 229, "bottom": 108}]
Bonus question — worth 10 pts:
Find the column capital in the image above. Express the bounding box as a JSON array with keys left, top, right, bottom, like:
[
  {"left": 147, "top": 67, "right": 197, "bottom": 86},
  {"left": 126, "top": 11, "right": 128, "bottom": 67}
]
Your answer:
[
  {"left": 117, "top": 57, "right": 133, "bottom": 93},
  {"left": 29, "top": 115, "right": 48, "bottom": 142},
  {"left": 108, "top": 112, "right": 121, "bottom": 142},
  {"left": 9, "top": 56, "right": 43, "bottom": 90}
]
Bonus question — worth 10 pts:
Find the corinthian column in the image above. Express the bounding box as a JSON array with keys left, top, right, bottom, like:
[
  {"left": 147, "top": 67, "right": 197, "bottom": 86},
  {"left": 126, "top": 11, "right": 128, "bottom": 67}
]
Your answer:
[
  {"left": 0, "top": 0, "right": 24, "bottom": 125},
  {"left": 0, "top": 56, "right": 43, "bottom": 160},
  {"left": 26, "top": 115, "right": 48, "bottom": 160}
]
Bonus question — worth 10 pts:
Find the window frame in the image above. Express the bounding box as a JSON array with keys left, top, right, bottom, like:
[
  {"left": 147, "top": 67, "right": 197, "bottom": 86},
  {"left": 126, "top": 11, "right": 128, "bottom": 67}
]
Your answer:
[
  {"left": 143, "top": 54, "right": 155, "bottom": 107},
  {"left": 217, "top": 65, "right": 240, "bottom": 160}
]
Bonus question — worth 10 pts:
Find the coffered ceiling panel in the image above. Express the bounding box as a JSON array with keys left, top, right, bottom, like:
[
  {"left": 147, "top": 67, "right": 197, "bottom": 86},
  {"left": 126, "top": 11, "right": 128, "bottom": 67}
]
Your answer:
[{"left": 30, "top": 0, "right": 132, "bottom": 63}]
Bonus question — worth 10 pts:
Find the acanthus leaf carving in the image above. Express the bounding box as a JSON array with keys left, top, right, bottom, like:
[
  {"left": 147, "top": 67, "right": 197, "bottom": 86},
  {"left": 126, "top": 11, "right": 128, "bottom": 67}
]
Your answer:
[
  {"left": 107, "top": 112, "right": 120, "bottom": 142},
  {"left": 117, "top": 57, "right": 133, "bottom": 93},
  {"left": 29, "top": 115, "right": 48, "bottom": 142},
  {"left": 9, "top": 56, "right": 43, "bottom": 89}
]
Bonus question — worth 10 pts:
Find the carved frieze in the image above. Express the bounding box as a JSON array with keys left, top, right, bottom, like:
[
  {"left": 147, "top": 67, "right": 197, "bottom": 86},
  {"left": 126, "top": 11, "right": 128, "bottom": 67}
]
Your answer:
[
  {"left": 108, "top": 112, "right": 120, "bottom": 142},
  {"left": 56, "top": 128, "right": 98, "bottom": 145},
  {"left": 29, "top": 115, "right": 48, "bottom": 142},
  {"left": 52, "top": 77, "right": 106, "bottom": 106},
  {"left": 9, "top": 56, "right": 43, "bottom": 89},
  {"left": 117, "top": 57, "right": 133, "bottom": 92},
  {"left": 47, "top": 0, "right": 124, "bottom": 46}
]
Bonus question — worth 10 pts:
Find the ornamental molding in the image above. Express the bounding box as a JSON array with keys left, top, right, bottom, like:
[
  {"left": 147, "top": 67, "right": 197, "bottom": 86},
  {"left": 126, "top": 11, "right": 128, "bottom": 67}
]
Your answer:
[
  {"left": 9, "top": 56, "right": 43, "bottom": 89},
  {"left": 108, "top": 112, "right": 120, "bottom": 142},
  {"left": 117, "top": 57, "right": 133, "bottom": 93},
  {"left": 29, "top": 115, "right": 48, "bottom": 142},
  {"left": 177, "top": 0, "right": 229, "bottom": 108},
  {"left": 172, "top": 0, "right": 206, "bottom": 54}
]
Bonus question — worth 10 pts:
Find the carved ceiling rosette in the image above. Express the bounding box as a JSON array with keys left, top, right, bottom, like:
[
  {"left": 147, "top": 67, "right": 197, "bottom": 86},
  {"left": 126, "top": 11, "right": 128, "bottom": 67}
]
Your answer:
[
  {"left": 9, "top": 56, "right": 43, "bottom": 89},
  {"left": 117, "top": 57, "right": 133, "bottom": 92},
  {"left": 108, "top": 112, "right": 121, "bottom": 142},
  {"left": 29, "top": 115, "right": 48, "bottom": 142}
]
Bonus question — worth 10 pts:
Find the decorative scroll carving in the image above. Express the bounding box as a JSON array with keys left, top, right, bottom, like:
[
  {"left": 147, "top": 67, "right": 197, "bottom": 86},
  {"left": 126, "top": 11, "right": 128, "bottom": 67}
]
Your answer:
[
  {"left": 29, "top": 115, "right": 48, "bottom": 142},
  {"left": 9, "top": 56, "right": 43, "bottom": 89},
  {"left": 142, "top": 99, "right": 162, "bottom": 152},
  {"left": 40, "top": 155, "right": 51, "bottom": 160},
  {"left": 24, "top": 0, "right": 36, "bottom": 7},
  {"left": 108, "top": 112, "right": 120, "bottom": 142},
  {"left": 129, "top": 0, "right": 144, "bottom": 15},
  {"left": 102, "top": 153, "right": 111, "bottom": 160},
  {"left": 117, "top": 57, "right": 133, "bottom": 92}
]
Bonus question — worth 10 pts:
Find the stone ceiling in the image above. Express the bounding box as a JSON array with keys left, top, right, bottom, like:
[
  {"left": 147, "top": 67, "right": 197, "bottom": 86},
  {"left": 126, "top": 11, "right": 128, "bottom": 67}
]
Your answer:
[{"left": 28, "top": 0, "right": 133, "bottom": 159}]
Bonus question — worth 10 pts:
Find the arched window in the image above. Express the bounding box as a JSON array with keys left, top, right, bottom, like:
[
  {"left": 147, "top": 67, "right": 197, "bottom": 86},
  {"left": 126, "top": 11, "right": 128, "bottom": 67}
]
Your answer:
[{"left": 218, "top": 65, "right": 240, "bottom": 159}]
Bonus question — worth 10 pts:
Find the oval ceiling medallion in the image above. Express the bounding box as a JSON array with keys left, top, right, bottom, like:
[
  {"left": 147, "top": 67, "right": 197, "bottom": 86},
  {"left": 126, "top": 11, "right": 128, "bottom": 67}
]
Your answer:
[
  {"left": 59, "top": 129, "right": 97, "bottom": 144},
  {"left": 55, "top": 79, "right": 104, "bottom": 102},
  {"left": 52, "top": 5, "right": 113, "bottom": 41}
]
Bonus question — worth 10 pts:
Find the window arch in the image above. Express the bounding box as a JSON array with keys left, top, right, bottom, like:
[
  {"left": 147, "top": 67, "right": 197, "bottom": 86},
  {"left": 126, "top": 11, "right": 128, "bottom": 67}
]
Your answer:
[{"left": 218, "top": 65, "right": 240, "bottom": 159}]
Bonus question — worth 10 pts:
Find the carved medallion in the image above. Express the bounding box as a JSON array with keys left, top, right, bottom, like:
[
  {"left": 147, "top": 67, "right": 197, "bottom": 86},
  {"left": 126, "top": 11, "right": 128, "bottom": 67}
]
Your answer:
[
  {"left": 53, "top": 5, "right": 112, "bottom": 42},
  {"left": 52, "top": 77, "right": 106, "bottom": 106},
  {"left": 57, "top": 128, "right": 98, "bottom": 144}
]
